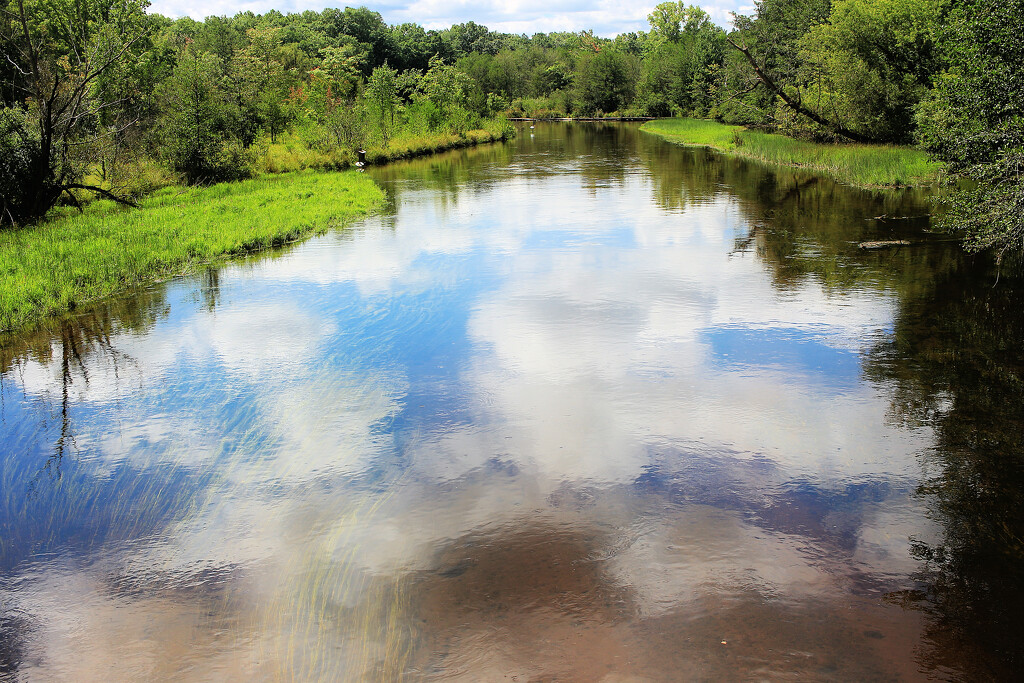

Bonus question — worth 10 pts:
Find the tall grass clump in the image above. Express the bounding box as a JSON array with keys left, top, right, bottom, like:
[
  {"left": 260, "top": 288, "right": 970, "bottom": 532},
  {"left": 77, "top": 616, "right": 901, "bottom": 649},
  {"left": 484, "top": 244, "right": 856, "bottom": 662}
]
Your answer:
[
  {"left": 642, "top": 118, "right": 744, "bottom": 149},
  {"left": 363, "top": 118, "right": 514, "bottom": 165},
  {"left": 0, "top": 171, "right": 383, "bottom": 331},
  {"left": 257, "top": 133, "right": 354, "bottom": 173},
  {"left": 507, "top": 95, "right": 571, "bottom": 119},
  {"left": 641, "top": 118, "right": 943, "bottom": 188}
]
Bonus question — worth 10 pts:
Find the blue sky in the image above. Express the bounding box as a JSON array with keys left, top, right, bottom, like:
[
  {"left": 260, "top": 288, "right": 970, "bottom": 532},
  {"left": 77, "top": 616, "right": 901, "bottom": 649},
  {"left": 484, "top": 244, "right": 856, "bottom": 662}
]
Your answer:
[{"left": 147, "top": 0, "right": 753, "bottom": 36}]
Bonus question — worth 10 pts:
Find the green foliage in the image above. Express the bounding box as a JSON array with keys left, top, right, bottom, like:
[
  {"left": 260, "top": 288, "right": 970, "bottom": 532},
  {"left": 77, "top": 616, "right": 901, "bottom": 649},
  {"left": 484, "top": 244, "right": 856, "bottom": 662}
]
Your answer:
[
  {"left": 728, "top": 0, "right": 887, "bottom": 141},
  {"left": 0, "top": 105, "right": 44, "bottom": 223},
  {"left": 365, "top": 62, "right": 399, "bottom": 144},
  {"left": 797, "top": 0, "right": 941, "bottom": 143},
  {"left": 156, "top": 46, "right": 255, "bottom": 183},
  {"left": 486, "top": 92, "right": 509, "bottom": 116},
  {"left": 0, "top": 171, "right": 384, "bottom": 330},
  {"left": 229, "top": 26, "right": 295, "bottom": 143},
  {"left": 643, "top": 117, "right": 942, "bottom": 188},
  {"left": 917, "top": 0, "right": 1024, "bottom": 258},
  {"left": 419, "top": 55, "right": 472, "bottom": 130},
  {"left": 633, "top": 8, "right": 724, "bottom": 118},
  {"left": 0, "top": 0, "right": 152, "bottom": 224},
  {"left": 916, "top": 0, "right": 1024, "bottom": 170},
  {"left": 507, "top": 95, "right": 569, "bottom": 119},
  {"left": 938, "top": 152, "right": 1024, "bottom": 259},
  {"left": 573, "top": 49, "right": 638, "bottom": 115},
  {"left": 647, "top": 2, "right": 713, "bottom": 44}
]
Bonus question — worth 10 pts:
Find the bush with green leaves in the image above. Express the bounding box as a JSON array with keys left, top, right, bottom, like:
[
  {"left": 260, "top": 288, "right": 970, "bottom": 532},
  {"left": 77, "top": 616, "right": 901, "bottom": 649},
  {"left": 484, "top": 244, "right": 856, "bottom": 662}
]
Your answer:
[
  {"left": 0, "top": 106, "right": 44, "bottom": 224},
  {"left": 573, "top": 49, "right": 638, "bottom": 115},
  {"left": 157, "top": 47, "right": 255, "bottom": 183},
  {"left": 917, "top": 0, "right": 1024, "bottom": 259}
]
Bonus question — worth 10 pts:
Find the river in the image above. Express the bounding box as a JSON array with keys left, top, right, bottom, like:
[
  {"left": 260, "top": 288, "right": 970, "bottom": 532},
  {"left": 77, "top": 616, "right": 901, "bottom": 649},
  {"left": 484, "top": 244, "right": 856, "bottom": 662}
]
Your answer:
[{"left": 2, "top": 122, "right": 1023, "bottom": 681}]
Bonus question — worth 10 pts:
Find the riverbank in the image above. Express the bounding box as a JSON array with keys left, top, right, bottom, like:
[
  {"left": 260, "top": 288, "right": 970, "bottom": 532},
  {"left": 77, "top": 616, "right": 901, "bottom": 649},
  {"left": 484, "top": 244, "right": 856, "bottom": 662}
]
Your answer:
[
  {"left": 0, "top": 171, "right": 384, "bottom": 332},
  {"left": 261, "top": 122, "right": 514, "bottom": 172},
  {"left": 2, "top": 121, "right": 516, "bottom": 333},
  {"left": 641, "top": 118, "right": 943, "bottom": 188},
  {"left": 509, "top": 117, "right": 656, "bottom": 122}
]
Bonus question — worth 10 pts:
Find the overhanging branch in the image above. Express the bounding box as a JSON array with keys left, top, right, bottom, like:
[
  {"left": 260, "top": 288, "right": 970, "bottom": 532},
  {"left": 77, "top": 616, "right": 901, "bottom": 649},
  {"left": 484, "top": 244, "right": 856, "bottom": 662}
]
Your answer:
[
  {"left": 63, "top": 183, "right": 139, "bottom": 208},
  {"left": 725, "top": 36, "right": 878, "bottom": 144}
]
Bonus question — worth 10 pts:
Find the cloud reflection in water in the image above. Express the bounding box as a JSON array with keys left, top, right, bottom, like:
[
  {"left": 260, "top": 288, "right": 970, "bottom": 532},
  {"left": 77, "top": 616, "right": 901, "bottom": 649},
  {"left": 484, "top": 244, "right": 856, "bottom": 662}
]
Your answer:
[{"left": 0, "top": 124, "right": 941, "bottom": 680}]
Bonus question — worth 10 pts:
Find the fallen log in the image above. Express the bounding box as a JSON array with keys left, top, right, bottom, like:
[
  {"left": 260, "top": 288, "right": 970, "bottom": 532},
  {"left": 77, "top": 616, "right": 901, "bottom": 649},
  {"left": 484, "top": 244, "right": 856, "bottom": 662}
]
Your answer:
[{"left": 858, "top": 240, "right": 912, "bottom": 249}]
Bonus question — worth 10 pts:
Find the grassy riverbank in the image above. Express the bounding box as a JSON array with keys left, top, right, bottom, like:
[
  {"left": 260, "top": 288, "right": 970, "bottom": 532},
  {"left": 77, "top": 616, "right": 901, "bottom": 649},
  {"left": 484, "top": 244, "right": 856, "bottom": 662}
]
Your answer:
[
  {"left": 0, "top": 171, "right": 383, "bottom": 332},
  {"left": 260, "top": 121, "right": 514, "bottom": 172},
  {"left": 641, "top": 118, "right": 943, "bottom": 188}
]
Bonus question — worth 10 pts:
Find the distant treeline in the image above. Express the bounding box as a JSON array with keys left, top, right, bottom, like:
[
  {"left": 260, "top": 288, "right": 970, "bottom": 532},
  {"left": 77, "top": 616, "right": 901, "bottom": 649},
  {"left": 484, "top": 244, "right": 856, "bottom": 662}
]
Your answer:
[{"left": 1, "top": 0, "right": 1020, "bottom": 255}]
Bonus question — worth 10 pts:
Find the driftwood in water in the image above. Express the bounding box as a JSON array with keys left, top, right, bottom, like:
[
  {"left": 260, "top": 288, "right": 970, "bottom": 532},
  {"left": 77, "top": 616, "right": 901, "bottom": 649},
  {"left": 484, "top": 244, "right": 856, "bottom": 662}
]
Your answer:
[{"left": 858, "top": 240, "right": 912, "bottom": 249}]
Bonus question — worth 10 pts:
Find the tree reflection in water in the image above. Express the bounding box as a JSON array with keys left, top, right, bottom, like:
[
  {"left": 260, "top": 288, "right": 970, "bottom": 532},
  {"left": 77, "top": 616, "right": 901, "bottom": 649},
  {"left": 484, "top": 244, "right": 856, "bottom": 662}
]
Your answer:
[
  {"left": 635, "top": 130, "right": 1024, "bottom": 674},
  {"left": 863, "top": 260, "right": 1024, "bottom": 678},
  {"left": 684, "top": 133, "right": 1024, "bottom": 675},
  {"left": 1, "top": 287, "right": 172, "bottom": 483},
  {"left": 2, "top": 122, "right": 1023, "bottom": 679}
]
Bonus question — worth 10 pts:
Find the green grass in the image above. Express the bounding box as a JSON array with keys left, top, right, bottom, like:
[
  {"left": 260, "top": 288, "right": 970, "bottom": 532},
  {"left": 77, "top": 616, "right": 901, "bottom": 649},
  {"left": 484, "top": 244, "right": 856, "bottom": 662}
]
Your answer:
[
  {"left": 641, "top": 118, "right": 944, "bottom": 188},
  {"left": 507, "top": 95, "right": 569, "bottom": 120},
  {"left": 0, "top": 119, "right": 512, "bottom": 331},
  {"left": 0, "top": 170, "right": 384, "bottom": 332},
  {"left": 259, "top": 135, "right": 353, "bottom": 173},
  {"left": 260, "top": 121, "right": 514, "bottom": 173},
  {"left": 363, "top": 122, "right": 514, "bottom": 165}
]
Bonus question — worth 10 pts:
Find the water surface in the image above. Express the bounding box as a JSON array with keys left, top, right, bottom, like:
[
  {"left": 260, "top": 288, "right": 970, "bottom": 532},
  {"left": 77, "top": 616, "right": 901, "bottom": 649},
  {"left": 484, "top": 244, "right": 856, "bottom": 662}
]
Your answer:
[{"left": 2, "top": 123, "right": 1023, "bottom": 681}]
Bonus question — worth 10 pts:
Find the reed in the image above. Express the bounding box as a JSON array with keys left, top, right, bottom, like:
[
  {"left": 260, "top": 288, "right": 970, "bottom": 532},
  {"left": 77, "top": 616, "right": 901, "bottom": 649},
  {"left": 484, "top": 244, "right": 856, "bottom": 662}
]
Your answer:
[
  {"left": 258, "top": 137, "right": 353, "bottom": 173},
  {"left": 363, "top": 123, "right": 513, "bottom": 165},
  {"left": 258, "top": 123, "right": 513, "bottom": 174},
  {"left": 0, "top": 171, "right": 384, "bottom": 332},
  {"left": 641, "top": 118, "right": 943, "bottom": 188}
]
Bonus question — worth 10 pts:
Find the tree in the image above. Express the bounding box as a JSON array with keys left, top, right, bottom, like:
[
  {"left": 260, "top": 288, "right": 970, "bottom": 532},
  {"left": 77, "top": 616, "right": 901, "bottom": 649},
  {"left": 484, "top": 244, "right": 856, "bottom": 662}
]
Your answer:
[
  {"left": 635, "top": 41, "right": 690, "bottom": 116},
  {"left": 725, "top": 0, "right": 882, "bottom": 141},
  {"left": 726, "top": 0, "right": 942, "bottom": 143},
  {"left": 419, "top": 55, "right": 472, "bottom": 131},
  {"left": 648, "top": 2, "right": 713, "bottom": 45},
  {"left": 574, "top": 49, "right": 637, "bottom": 115},
  {"left": 290, "top": 44, "right": 364, "bottom": 153},
  {"left": 0, "top": 0, "right": 150, "bottom": 225},
  {"left": 445, "top": 21, "right": 504, "bottom": 57},
  {"left": 635, "top": 4, "right": 724, "bottom": 117},
  {"left": 796, "top": 0, "right": 941, "bottom": 143},
  {"left": 230, "top": 26, "right": 295, "bottom": 143},
  {"left": 194, "top": 14, "right": 243, "bottom": 64},
  {"left": 365, "top": 62, "right": 398, "bottom": 145},
  {"left": 390, "top": 22, "right": 432, "bottom": 71},
  {"left": 916, "top": 0, "right": 1024, "bottom": 260},
  {"left": 156, "top": 44, "right": 253, "bottom": 183}
]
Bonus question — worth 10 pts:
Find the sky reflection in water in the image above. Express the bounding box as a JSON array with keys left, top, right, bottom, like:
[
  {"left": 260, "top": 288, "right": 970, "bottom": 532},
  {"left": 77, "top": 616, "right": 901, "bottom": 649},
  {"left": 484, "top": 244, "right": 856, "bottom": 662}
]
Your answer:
[{"left": 0, "top": 123, "right": 954, "bottom": 680}]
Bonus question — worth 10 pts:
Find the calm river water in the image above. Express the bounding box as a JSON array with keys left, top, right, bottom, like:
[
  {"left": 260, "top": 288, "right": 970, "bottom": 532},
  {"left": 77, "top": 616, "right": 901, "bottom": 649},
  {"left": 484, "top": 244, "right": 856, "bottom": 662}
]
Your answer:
[{"left": 3, "top": 123, "right": 1024, "bottom": 681}]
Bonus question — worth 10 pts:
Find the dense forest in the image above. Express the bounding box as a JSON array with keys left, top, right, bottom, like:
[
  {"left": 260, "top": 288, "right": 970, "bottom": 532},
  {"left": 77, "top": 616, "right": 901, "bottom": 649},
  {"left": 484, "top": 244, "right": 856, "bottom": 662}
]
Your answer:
[{"left": 0, "top": 0, "right": 1020, "bottom": 255}]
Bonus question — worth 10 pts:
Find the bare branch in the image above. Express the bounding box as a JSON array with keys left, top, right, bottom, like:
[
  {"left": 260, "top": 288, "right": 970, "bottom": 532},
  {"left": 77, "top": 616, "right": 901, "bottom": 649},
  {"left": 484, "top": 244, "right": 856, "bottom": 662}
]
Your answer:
[
  {"left": 63, "top": 183, "right": 139, "bottom": 208},
  {"left": 53, "top": 32, "right": 145, "bottom": 122},
  {"left": 5, "top": 53, "right": 30, "bottom": 77}
]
